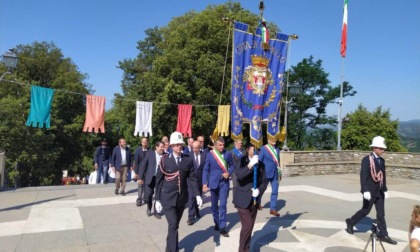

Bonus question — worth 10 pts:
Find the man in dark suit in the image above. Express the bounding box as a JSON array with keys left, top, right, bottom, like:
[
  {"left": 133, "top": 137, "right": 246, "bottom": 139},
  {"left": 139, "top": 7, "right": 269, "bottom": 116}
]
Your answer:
[
  {"left": 233, "top": 143, "right": 268, "bottom": 252},
  {"left": 183, "top": 137, "right": 194, "bottom": 154},
  {"left": 197, "top": 135, "right": 209, "bottom": 154},
  {"left": 202, "top": 136, "right": 235, "bottom": 237},
  {"left": 93, "top": 139, "right": 111, "bottom": 184},
  {"left": 138, "top": 141, "right": 164, "bottom": 219},
  {"left": 110, "top": 138, "right": 132, "bottom": 196},
  {"left": 186, "top": 140, "right": 206, "bottom": 225},
  {"left": 231, "top": 139, "right": 246, "bottom": 198},
  {"left": 155, "top": 132, "right": 202, "bottom": 252},
  {"left": 258, "top": 138, "right": 281, "bottom": 216},
  {"left": 133, "top": 137, "right": 149, "bottom": 206},
  {"left": 345, "top": 136, "right": 397, "bottom": 245}
]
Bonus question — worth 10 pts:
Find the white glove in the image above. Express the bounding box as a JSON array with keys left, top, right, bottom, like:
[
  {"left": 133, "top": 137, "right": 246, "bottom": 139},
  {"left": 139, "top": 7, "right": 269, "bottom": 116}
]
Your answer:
[
  {"left": 248, "top": 155, "right": 259, "bottom": 167},
  {"left": 251, "top": 188, "right": 259, "bottom": 197},
  {"left": 384, "top": 192, "right": 389, "bottom": 199},
  {"left": 155, "top": 201, "right": 163, "bottom": 213},
  {"left": 363, "top": 192, "right": 371, "bottom": 201},
  {"left": 196, "top": 196, "right": 203, "bottom": 208}
]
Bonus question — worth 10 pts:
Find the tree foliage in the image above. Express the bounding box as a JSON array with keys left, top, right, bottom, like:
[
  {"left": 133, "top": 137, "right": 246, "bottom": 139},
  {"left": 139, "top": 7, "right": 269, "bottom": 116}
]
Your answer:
[
  {"left": 341, "top": 105, "right": 406, "bottom": 152},
  {"left": 0, "top": 42, "right": 96, "bottom": 186},
  {"left": 286, "top": 56, "right": 356, "bottom": 150},
  {"left": 112, "top": 2, "right": 280, "bottom": 147}
]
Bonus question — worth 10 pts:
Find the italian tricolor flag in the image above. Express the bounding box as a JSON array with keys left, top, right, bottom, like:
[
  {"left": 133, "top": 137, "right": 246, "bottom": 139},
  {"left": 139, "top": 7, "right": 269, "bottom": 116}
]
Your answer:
[
  {"left": 340, "top": 0, "right": 348, "bottom": 57},
  {"left": 261, "top": 18, "right": 269, "bottom": 44}
]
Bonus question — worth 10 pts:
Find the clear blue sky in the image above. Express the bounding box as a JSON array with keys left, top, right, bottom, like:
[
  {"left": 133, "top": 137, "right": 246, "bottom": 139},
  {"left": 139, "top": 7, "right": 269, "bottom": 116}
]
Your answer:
[{"left": 1, "top": 0, "right": 419, "bottom": 121}]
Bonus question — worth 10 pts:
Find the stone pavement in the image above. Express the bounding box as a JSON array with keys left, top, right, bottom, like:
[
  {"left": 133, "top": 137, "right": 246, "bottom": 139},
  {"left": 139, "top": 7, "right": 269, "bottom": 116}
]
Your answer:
[{"left": 0, "top": 174, "right": 419, "bottom": 252}]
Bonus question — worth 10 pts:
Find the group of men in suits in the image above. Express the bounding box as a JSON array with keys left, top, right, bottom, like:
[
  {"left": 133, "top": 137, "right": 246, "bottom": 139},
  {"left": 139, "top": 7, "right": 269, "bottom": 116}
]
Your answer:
[{"left": 98, "top": 133, "right": 285, "bottom": 252}]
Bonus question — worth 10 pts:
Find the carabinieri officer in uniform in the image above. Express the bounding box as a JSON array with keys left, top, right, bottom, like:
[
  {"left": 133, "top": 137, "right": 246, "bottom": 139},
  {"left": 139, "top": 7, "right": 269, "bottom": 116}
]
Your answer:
[{"left": 155, "top": 132, "right": 203, "bottom": 252}]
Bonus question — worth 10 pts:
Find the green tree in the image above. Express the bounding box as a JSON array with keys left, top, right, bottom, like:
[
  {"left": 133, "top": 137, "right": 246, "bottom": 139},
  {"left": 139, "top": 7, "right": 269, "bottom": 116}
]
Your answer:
[
  {"left": 286, "top": 56, "right": 356, "bottom": 150},
  {"left": 0, "top": 41, "right": 95, "bottom": 187},
  {"left": 112, "top": 2, "right": 280, "bottom": 147},
  {"left": 306, "top": 128, "right": 337, "bottom": 150},
  {"left": 341, "top": 105, "right": 406, "bottom": 152}
]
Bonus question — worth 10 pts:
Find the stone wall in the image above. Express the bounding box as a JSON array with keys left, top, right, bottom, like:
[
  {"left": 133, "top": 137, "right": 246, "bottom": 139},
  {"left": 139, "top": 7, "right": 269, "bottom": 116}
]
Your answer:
[{"left": 280, "top": 151, "right": 420, "bottom": 180}]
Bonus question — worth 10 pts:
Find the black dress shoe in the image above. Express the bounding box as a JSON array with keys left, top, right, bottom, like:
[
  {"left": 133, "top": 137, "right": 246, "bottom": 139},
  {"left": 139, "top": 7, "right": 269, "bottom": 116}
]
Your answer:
[
  {"left": 187, "top": 219, "right": 194, "bottom": 225},
  {"left": 379, "top": 236, "right": 397, "bottom": 245},
  {"left": 121, "top": 191, "right": 126, "bottom": 196},
  {"left": 220, "top": 229, "right": 230, "bottom": 237},
  {"left": 154, "top": 214, "right": 161, "bottom": 219},
  {"left": 345, "top": 218, "right": 354, "bottom": 234},
  {"left": 114, "top": 189, "right": 119, "bottom": 195},
  {"left": 214, "top": 225, "right": 220, "bottom": 231},
  {"left": 146, "top": 209, "right": 152, "bottom": 217}
]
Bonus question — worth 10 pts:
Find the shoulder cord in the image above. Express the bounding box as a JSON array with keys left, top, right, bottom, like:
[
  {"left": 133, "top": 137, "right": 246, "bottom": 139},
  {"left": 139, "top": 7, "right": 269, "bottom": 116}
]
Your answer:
[
  {"left": 368, "top": 155, "right": 383, "bottom": 188},
  {"left": 159, "top": 154, "right": 181, "bottom": 193}
]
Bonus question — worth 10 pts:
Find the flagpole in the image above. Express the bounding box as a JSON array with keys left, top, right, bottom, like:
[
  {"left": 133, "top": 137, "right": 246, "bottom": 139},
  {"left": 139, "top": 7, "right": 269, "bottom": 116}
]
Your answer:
[
  {"left": 219, "top": 18, "right": 232, "bottom": 105},
  {"left": 337, "top": 0, "right": 347, "bottom": 151},
  {"left": 337, "top": 57, "right": 344, "bottom": 151}
]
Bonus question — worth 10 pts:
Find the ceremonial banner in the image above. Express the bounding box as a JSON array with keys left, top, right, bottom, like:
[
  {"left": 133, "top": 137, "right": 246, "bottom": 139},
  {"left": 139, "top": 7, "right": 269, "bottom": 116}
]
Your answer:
[{"left": 231, "top": 21, "right": 289, "bottom": 147}]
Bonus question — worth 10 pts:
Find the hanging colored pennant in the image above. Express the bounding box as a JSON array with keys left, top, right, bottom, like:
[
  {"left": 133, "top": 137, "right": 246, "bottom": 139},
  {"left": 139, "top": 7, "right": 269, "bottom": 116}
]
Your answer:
[
  {"left": 176, "top": 104, "right": 192, "bottom": 137},
  {"left": 134, "top": 101, "right": 153, "bottom": 137},
  {"left": 26, "top": 85, "right": 54, "bottom": 129},
  {"left": 83, "top": 94, "right": 106, "bottom": 133},
  {"left": 211, "top": 105, "right": 231, "bottom": 142}
]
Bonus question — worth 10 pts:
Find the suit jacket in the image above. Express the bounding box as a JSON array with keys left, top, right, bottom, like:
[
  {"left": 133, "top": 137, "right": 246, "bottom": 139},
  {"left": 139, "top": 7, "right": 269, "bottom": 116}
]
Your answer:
[
  {"left": 93, "top": 146, "right": 111, "bottom": 165},
  {"left": 360, "top": 154, "right": 388, "bottom": 197},
  {"left": 133, "top": 147, "right": 149, "bottom": 176},
  {"left": 233, "top": 156, "right": 268, "bottom": 209},
  {"left": 110, "top": 146, "right": 132, "bottom": 171},
  {"left": 139, "top": 150, "right": 160, "bottom": 185},
  {"left": 231, "top": 148, "right": 246, "bottom": 169},
  {"left": 183, "top": 146, "right": 193, "bottom": 154},
  {"left": 200, "top": 147, "right": 210, "bottom": 154},
  {"left": 188, "top": 152, "right": 206, "bottom": 191},
  {"left": 155, "top": 153, "right": 200, "bottom": 207},
  {"left": 258, "top": 145, "right": 280, "bottom": 179},
  {"left": 202, "top": 149, "right": 235, "bottom": 189}
]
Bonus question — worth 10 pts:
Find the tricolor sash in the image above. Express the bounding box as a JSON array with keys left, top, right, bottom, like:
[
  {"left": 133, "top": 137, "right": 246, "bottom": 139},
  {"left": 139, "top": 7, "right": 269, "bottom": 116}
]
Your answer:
[
  {"left": 264, "top": 145, "right": 279, "bottom": 165},
  {"left": 210, "top": 150, "right": 228, "bottom": 173}
]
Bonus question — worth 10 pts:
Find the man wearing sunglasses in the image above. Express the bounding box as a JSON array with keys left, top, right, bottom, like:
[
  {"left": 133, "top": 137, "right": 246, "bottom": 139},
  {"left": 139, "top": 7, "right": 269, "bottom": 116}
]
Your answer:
[{"left": 345, "top": 136, "right": 397, "bottom": 245}]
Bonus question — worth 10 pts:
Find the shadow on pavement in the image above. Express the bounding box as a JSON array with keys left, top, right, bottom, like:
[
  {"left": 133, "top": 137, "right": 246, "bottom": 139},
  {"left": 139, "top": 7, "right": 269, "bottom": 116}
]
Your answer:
[
  {"left": 0, "top": 195, "right": 75, "bottom": 212},
  {"left": 252, "top": 205, "right": 307, "bottom": 252},
  {"left": 179, "top": 226, "right": 220, "bottom": 252}
]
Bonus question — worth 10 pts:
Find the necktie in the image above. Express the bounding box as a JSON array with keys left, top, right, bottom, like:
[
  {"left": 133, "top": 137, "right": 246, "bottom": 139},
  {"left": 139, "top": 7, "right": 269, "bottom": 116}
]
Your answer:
[
  {"left": 195, "top": 154, "right": 199, "bottom": 167},
  {"left": 176, "top": 156, "right": 181, "bottom": 167}
]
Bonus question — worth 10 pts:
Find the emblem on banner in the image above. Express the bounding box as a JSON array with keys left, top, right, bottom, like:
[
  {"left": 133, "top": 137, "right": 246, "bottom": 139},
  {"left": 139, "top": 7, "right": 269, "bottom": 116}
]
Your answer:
[{"left": 243, "top": 55, "right": 273, "bottom": 96}]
